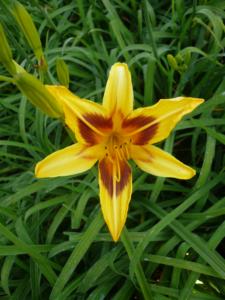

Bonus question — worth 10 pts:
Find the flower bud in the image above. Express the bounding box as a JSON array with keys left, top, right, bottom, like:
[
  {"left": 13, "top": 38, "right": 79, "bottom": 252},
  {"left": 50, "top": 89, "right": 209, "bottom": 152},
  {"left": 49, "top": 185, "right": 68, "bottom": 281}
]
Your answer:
[
  {"left": 56, "top": 58, "right": 70, "bottom": 88},
  {"left": 167, "top": 54, "right": 179, "bottom": 71},
  {"left": 0, "top": 24, "right": 16, "bottom": 74},
  {"left": 13, "top": 64, "right": 63, "bottom": 118},
  {"left": 11, "top": 1, "right": 47, "bottom": 70}
]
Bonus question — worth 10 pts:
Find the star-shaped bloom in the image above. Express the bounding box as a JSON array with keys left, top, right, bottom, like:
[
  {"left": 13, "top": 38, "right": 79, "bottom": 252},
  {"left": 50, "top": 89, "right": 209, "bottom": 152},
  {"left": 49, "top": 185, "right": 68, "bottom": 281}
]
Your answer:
[{"left": 35, "top": 63, "right": 204, "bottom": 241}]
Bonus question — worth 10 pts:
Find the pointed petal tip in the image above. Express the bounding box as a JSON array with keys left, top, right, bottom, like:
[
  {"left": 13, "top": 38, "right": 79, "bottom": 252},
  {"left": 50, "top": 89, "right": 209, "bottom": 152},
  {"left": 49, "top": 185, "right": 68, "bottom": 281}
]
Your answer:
[
  {"left": 182, "top": 166, "right": 196, "bottom": 180},
  {"left": 183, "top": 97, "right": 205, "bottom": 110},
  {"left": 189, "top": 97, "right": 205, "bottom": 107},
  {"left": 105, "top": 214, "right": 125, "bottom": 242},
  {"left": 112, "top": 235, "right": 120, "bottom": 242},
  {"left": 109, "top": 227, "right": 123, "bottom": 242},
  {"left": 172, "top": 96, "right": 204, "bottom": 109},
  {"left": 34, "top": 161, "right": 52, "bottom": 179},
  {"left": 109, "top": 62, "right": 131, "bottom": 78},
  {"left": 158, "top": 165, "right": 196, "bottom": 180},
  {"left": 34, "top": 162, "right": 41, "bottom": 178},
  {"left": 112, "top": 62, "right": 128, "bottom": 69},
  {"left": 109, "top": 62, "right": 129, "bottom": 76},
  {"left": 196, "top": 98, "right": 204, "bottom": 104}
]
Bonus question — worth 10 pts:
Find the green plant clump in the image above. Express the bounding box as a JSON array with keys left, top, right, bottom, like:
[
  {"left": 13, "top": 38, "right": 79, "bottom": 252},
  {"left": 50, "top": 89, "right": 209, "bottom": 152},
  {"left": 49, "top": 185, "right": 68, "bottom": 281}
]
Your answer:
[{"left": 0, "top": 0, "right": 224, "bottom": 299}]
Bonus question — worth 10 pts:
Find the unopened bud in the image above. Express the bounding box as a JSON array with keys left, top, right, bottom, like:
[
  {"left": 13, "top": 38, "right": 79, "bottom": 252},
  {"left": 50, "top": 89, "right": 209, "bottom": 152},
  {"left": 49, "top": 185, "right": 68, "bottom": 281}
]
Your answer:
[
  {"left": 0, "top": 24, "right": 16, "bottom": 74},
  {"left": 56, "top": 58, "right": 70, "bottom": 88},
  {"left": 167, "top": 54, "right": 179, "bottom": 71},
  {"left": 14, "top": 65, "right": 63, "bottom": 118},
  {"left": 12, "top": 1, "right": 47, "bottom": 70}
]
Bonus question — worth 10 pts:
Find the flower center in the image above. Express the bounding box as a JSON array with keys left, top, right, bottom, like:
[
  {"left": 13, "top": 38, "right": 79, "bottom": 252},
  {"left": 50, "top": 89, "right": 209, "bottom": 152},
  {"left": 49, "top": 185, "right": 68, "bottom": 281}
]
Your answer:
[{"left": 104, "top": 133, "right": 131, "bottom": 182}]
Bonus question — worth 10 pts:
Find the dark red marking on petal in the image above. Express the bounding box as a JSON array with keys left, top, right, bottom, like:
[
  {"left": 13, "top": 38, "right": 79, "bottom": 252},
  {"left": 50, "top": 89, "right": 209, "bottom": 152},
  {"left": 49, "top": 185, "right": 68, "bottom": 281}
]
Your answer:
[
  {"left": 99, "top": 158, "right": 131, "bottom": 197},
  {"left": 116, "top": 160, "right": 131, "bottom": 195},
  {"left": 77, "top": 114, "right": 112, "bottom": 145},
  {"left": 132, "top": 123, "right": 158, "bottom": 145},
  {"left": 122, "top": 115, "right": 158, "bottom": 145},
  {"left": 99, "top": 158, "right": 113, "bottom": 196},
  {"left": 84, "top": 114, "right": 113, "bottom": 131},
  {"left": 77, "top": 114, "right": 113, "bottom": 145},
  {"left": 77, "top": 119, "right": 99, "bottom": 145},
  {"left": 123, "top": 115, "right": 154, "bottom": 129}
]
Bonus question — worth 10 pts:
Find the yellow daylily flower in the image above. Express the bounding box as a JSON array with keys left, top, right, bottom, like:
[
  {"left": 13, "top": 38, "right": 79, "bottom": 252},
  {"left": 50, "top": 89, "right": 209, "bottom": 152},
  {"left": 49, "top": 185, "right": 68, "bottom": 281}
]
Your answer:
[{"left": 35, "top": 63, "right": 204, "bottom": 242}]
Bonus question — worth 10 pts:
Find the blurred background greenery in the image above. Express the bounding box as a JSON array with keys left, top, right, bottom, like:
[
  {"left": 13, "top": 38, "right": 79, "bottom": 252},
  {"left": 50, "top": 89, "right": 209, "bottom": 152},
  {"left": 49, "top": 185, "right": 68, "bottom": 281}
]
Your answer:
[{"left": 0, "top": 0, "right": 225, "bottom": 299}]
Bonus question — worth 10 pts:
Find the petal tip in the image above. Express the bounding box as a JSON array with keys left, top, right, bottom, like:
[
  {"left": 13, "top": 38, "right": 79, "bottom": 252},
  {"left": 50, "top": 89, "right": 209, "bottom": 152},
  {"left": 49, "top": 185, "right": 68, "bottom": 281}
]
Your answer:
[
  {"left": 112, "top": 62, "right": 128, "bottom": 67},
  {"left": 197, "top": 98, "right": 205, "bottom": 104},
  {"left": 35, "top": 161, "right": 47, "bottom": 179},
  {"left": 111, "top": 62, "right": 129, "bottom": 72},
  {"left": 183, "top": 97, "right": 204, "bottom": 110},
  {"left": 181, "top": 166, "right": 196, "bottom": 180},
  {"left": 109, "top": 225, "right": 123, "bottom": 242},
  {"left": 190, "top": 97, "right": 205, "bottom": 107},
  {"left": 111, "top": 232, "right": 120, "bottom": 242},
  {"left": 34, "top": 162, "right": 42, "bottom": 178}
]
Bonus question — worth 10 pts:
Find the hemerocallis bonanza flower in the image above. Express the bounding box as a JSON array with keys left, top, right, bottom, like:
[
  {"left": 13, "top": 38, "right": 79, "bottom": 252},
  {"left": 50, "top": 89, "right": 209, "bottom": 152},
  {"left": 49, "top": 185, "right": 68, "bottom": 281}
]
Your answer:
[{"left": 35, "top": 63, "right": 204, "bottom": 241}]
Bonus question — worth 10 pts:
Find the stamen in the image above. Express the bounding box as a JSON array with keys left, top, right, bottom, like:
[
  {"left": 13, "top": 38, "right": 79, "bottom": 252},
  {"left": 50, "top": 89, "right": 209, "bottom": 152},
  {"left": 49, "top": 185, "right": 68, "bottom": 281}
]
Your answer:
[
  {"left": 113, "top": 152, "right": 121, "bottom": 182},
  {"left": 107, "top": 153, "right": 114, "bottom": 163},
  {"left": 115, "top": 146, "right": 123, "bottom": 161},
  {"left": 105, "top": 133, "right": 130, "bottom": 181},
  {"left": 123, "top": 143, "right": 130, "bottom": 160}
]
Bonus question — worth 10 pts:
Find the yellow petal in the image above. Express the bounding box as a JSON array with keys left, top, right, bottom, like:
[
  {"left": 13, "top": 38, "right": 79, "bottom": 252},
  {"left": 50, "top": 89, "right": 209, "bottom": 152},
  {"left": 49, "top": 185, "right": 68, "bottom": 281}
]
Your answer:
[
  {"left": 46, "top": 85, "right": 108, "bottom": 116},
  {"left": 103, "top": 63, "right": 133, "bottom": 118},
  {"left": 131, "top": 144, "right": 196, "bottom": 179},
  {"left": 123, "top": 97, "right": 204, "bottom": 144},
  {"left": 45, "top": 84, "right": 80, "bottom": 113},
  {"left": 35, "top": 143, "right": 104, "bottom": 178},
  {"left": 98, "top": 158, "right": 132, "bottom": 241},
  {"left": 46, "top": 85, "right": 112, "bottom": 145}
]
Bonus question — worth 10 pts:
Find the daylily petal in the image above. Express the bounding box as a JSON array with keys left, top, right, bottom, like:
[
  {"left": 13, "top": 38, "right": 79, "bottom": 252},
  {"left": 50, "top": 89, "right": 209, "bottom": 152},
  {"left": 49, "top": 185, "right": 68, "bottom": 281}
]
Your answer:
[
  {"left": 103, "top": 63, "right": 133, "bottom": 118},
  {"left": 35, "top": 143, "right": 104, "bottom": 178},
  {"left": 46, "top": 85, "right": 113, "bottom": 145},
  {"left": 131, "top": 144, "right": 196, "bottom": 179},
  {"left": 46, "top": 84, "right": 80, "bottom": 103},
  {"left": 122, "top": 97, "right": 204, "bottom": 145},
  {"left": 63, "top": 100, "right": 112, "bottom": 145},
  {"left": 98, "top": 157, "right": 132, "bottom": 241},
  {"left": 122, "top": 114, "right": 158, "bottom": 145}
]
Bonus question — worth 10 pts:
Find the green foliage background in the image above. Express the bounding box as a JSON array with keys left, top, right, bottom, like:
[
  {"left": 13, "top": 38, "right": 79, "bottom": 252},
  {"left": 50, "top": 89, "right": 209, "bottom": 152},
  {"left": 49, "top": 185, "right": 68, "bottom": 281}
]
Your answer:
[{"left": 0, "top": 0, "right": 225, "bottom": 299}]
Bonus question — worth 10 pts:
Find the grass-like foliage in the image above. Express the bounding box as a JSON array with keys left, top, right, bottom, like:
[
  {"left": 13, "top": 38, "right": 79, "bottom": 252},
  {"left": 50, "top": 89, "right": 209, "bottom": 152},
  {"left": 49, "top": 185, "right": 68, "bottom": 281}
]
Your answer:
[{"left": 0, "top": 0, "right": 225, "bottom": 299}]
